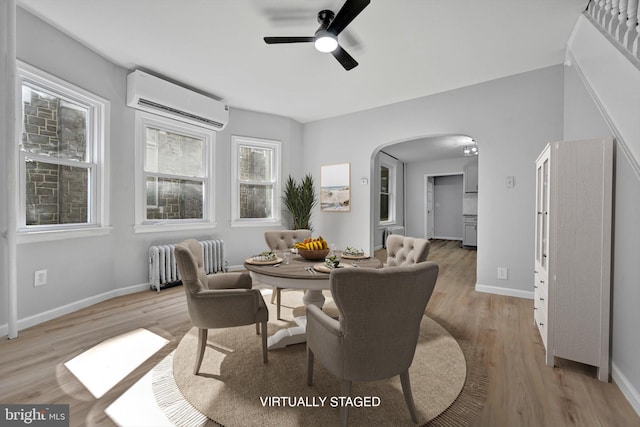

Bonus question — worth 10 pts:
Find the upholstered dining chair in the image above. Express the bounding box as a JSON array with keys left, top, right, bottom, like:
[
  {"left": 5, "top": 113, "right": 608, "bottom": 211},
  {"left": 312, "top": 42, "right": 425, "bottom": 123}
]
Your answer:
[
  {"left": 384, "top": 234, "right": 431, "bottom": 267},
  {"left": 175, "top": 239, "right": 269, "bottom": 373},
  {"left": 264, "top": 229, "right": 312, "bottom": 319},
  {"left": 306, "top": 262, "right": 439, "bottom": 426}
]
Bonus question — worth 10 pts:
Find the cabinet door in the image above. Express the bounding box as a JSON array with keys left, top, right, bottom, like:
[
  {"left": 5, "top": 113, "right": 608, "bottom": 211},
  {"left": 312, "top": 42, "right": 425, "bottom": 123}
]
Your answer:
[
  {"left": 534, "top": 149, "right": 550, "bottom": 278},
  {"left": 464, "top": 162, "right": 478, "bottom": 192},
  {"left": 464, "top": 223, "right": 477, "bottom": 246}
]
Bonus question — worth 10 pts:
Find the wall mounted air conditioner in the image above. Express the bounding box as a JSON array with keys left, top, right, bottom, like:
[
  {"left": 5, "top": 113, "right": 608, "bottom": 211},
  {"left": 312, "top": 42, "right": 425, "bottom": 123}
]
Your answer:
[{"left": 126, "top": 69, "right": 229, "bottom": 131}]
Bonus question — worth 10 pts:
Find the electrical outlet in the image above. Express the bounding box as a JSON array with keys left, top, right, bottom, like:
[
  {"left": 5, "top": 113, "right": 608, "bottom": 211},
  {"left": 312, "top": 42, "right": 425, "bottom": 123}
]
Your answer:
[
  {"left": 34, "top": 269, "right": 47, "bottom": 287},
  {"left": 497, "top": 267, "right": 508, "bottom": 280}
]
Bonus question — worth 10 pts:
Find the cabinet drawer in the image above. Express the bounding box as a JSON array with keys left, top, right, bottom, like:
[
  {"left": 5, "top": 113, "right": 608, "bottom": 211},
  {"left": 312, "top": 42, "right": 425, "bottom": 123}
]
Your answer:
[{"left": 535, "top": 304, "right": 548, "bottom": 348}]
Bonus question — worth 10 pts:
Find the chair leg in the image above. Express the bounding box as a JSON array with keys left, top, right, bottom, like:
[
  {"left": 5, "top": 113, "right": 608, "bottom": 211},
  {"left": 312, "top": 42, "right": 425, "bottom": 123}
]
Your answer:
[
  {"left": 340, "top": 380, "right": 352, "bottom": 427},
  {"left": 194, "top": 328, "right": 208, "bottom": 375},
  {"left": 261, "top": 320, "right": 268, "bottom": 363},
  {"left": 276, "top": 287, "right": 282, "bottom": 320},
  {"left": 307, "top": 348, "right": 314, "bottom": 386},
  {"left": 400, "top": 370, "right": 419, "bottom": 424},
  {"left": 256, "top": 322, "right": 260, "bottom": 335}
]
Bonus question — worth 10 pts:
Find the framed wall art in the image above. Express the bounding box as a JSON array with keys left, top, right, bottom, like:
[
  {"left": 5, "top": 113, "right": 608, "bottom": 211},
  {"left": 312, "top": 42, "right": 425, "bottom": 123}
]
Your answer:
[{"left": 320, "top": 162, "right": 350, "bottom": 212}]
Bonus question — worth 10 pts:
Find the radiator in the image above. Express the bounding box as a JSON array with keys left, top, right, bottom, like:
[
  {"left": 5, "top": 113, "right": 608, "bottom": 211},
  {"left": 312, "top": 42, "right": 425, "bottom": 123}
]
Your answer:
[{"left": 149, "top": 239, "right": 225, "bottom": 292}]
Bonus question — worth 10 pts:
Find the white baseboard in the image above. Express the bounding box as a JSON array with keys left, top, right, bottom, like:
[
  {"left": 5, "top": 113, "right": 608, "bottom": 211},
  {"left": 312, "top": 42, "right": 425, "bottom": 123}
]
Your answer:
[
  {"left": 612, "top": 362, "right": 640, "bottom": 417},
  {"left": 475, "top": 283, "right": 534, "bottom": 300},
  {"left": 0, "top": 283, "right": 151, "bottom": 338},
  {"left": 433, "top": 236, "right": 463, "bottom": 241}
]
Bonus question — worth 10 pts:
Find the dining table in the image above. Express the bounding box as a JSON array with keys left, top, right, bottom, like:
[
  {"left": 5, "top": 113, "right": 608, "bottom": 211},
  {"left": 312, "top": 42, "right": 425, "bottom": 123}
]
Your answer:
[{"left": 244, "top": 252, "right": 382, "bottom": 349}]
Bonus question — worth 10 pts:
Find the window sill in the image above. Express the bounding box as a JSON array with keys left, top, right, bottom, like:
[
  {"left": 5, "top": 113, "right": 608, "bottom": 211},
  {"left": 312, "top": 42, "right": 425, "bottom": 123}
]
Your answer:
[
  {"left": 16, "top": 226, "right": 112, "bottom": 244},
  {"left": 230, "top": 220, "right": 282, "bottom": 228},
  {"left": 134, "top": 221, "right": 217, "bottom": 234},
  {"left": 378, "top": 222, "right": 397, "bottom": 229}
]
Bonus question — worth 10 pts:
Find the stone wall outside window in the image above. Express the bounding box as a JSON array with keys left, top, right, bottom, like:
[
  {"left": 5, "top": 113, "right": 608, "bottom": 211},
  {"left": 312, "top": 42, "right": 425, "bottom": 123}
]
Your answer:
[{"left": 22, "top": 90, "right": 88, "bottom": 225}]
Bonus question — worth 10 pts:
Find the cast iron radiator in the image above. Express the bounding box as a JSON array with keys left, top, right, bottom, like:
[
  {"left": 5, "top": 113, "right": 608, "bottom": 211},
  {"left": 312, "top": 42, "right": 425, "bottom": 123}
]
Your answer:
[{"left": 148, "top": 239, "right": 225, "bottom": 292}]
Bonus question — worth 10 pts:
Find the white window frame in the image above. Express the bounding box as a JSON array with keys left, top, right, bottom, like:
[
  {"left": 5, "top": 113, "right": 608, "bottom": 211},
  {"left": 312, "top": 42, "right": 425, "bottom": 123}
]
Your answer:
[
  {"left": 231, "top": 135, "right": 281, "bottom": 227},
  {"left": 379, "top": 160, "right": 396, "bottom": 226},
  {"left": 16, "top": 61, "right": 111, "bottom": 243},
  {"left": 134, "top": 111, "right": 216, "bottom": 233}
]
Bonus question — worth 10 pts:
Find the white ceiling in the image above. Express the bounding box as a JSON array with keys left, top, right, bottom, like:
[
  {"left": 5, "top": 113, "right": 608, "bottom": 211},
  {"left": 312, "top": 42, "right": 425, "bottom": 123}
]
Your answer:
[
  {"left": 17, "top": 0, "right": 586, "bottom": 161},
  {"left": 382, "top": 135, "right": 477, "bottom": 163}
]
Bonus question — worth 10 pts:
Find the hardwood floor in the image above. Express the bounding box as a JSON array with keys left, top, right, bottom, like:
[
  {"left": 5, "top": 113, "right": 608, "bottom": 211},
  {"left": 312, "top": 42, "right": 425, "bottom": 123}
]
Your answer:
[{"left": 1, "top": 239, "right": 638, "bottom": 426}]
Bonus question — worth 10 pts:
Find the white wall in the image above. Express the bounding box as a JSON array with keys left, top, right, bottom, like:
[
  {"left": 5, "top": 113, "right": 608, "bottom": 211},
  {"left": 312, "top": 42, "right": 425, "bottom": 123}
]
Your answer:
[
  {"left": 1, "top": 8, "right": 305, "bottom": 331},
  {"left": 304, "top": 65, "right": 564, "bottom": 298},
  {"left": 565, "top": 19, "right": 640, "bottom": 414}
]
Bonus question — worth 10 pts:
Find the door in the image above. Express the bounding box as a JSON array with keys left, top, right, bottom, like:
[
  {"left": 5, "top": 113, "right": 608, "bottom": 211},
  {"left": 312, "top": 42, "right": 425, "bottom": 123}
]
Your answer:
[{"left": 426, "top": 177, "right": 434, "bottom": 239}]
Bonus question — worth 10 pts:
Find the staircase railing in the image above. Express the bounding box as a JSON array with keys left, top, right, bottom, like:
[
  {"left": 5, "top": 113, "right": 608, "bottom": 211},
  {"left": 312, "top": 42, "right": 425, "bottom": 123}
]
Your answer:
[{"left": 587, "top": 0, "right": 640, "bottom": 61}]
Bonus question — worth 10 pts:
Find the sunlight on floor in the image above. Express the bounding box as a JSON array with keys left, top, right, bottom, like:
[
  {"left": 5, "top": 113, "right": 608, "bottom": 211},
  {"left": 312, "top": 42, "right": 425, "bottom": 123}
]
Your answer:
[
  {"left": 104, "top": 365, "right": 174, "bottom": 426},
  {"left": 64, "top": 328, "right": 168, "bottom": 399}
]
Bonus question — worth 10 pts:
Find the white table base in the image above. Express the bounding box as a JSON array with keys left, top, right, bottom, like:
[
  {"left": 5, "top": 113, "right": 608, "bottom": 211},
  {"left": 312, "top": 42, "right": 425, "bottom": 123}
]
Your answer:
[
  {"left": 267, "top": 316, "right": 307, "bottom": 350},
  {"left": 250, "top": 271, "right": 328, "bottom": 350}
]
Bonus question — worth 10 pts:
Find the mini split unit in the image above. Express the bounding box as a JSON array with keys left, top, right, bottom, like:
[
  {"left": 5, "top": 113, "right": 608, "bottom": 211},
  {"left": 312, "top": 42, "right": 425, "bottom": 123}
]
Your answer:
[{"left": 126, "top": 69, "right": 229, "bottom": 131}]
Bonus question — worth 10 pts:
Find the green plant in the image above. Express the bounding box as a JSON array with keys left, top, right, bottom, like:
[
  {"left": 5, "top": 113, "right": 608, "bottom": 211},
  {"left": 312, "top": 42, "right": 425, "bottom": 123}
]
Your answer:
[{"left": 282, "top": 174, "right": 317, "bottom": 230}]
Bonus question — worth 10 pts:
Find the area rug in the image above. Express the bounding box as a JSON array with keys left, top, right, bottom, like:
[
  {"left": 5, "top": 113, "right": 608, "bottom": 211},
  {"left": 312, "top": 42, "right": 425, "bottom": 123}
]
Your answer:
[{"left": 155, "top": 291, "right": 468, "bottom": 426}]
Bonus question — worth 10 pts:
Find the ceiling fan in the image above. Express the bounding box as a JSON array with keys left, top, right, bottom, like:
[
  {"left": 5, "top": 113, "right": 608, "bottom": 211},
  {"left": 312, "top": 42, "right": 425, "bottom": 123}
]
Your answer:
[{"left": 263, "top": 0, "right": 370, "bottom": 71}]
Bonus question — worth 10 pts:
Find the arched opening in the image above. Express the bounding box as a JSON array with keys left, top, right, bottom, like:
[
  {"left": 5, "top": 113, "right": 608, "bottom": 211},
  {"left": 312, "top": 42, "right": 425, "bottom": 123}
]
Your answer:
[{"left": 369, "top": 134, "right": 479, "bottom": 254}]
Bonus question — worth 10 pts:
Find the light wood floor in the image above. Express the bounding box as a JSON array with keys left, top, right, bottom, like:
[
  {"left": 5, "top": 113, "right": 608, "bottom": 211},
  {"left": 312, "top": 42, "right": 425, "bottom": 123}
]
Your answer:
[{"left": 1, "top": 239, "right": 638, "bottom": 426}]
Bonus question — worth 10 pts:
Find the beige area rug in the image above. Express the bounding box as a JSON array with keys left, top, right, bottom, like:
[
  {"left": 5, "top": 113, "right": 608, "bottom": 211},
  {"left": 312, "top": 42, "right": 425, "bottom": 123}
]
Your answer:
[{"left": 157, "top": 290, "right": 469, "bottom": 426}]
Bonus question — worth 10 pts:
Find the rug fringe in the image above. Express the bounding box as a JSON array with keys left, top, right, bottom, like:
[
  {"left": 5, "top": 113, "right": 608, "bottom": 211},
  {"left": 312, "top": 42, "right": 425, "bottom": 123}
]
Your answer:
[
  {"left": 152, "top": 352, "right": 215, "bottom": 427},
  {"left": 425, "top": 339, "right": 488, "bottom": 427}
]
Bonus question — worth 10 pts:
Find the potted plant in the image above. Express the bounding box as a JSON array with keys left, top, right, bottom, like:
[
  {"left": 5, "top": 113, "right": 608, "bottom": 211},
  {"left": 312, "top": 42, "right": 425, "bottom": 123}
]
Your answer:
[{"left": 282, "top": 174, "right": 317, "bottom": 230}]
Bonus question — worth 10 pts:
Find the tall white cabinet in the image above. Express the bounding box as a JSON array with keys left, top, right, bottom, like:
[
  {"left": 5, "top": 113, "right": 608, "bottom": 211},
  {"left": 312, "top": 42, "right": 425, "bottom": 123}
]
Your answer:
[{"left": 534, "top": 138, "right": 613, "bottom": 382}]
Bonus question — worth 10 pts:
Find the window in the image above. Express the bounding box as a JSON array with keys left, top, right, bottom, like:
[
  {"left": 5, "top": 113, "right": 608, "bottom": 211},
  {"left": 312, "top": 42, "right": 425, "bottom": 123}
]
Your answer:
[
  {"left": 380, "top": 161, "right": 395, "bottom": 224},
  {"left": 17, "top": 62, "right": 110, "bottom": 240},
  {"left": 134, "top": 112, "right": 215, "bottom": 232},
  {"left": 231, "top": 136, "right": 281, "bottom": 226}
]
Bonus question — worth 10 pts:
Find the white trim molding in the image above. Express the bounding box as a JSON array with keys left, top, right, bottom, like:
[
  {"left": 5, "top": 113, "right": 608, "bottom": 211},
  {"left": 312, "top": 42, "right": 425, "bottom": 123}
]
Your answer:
[
  {"left": 475, "top": 283, "right": 534, "bottom": 300},
  {"left": 0, "top": 282, "right": 150, "bottom": 338},
  {"left": 612, "top": 362, "right": 640, "bottom": 417}
]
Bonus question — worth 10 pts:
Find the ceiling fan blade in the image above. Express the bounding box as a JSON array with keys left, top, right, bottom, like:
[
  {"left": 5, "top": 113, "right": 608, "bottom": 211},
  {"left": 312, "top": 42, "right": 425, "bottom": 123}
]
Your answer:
[
  {"left": 327, "top": 0, "right": 370, "bottom": 36},
  {"left": 331, "top": 45, "right": 358, "bottom": 70},
  {"left": 264, "top": 36, "right": 315, "bottom": 44}
]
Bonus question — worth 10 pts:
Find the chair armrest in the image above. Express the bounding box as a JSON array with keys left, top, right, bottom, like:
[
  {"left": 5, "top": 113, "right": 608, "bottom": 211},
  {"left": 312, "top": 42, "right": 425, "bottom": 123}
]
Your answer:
[
  {"left": 186, "top": 288, "right": 266, "bottom": 329},
  {"left": 206, "top": 271, "right": 252, "bottom": 290},
  {"left": 306, "top": 304, "right": 344, "bottom": 378},
  {"left": 307, "top": 305, "right": 342, "bottom": 338}
]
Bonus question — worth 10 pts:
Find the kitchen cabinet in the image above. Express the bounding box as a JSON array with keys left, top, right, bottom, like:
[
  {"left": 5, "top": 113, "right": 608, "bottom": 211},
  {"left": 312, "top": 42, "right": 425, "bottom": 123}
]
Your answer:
[
  {"left": 534, "top": 138, "right": 612, "bottom": 382},
  {"left": 464, "top": 161, "right": 478, "bottom": 193},
  {"left": 463, "top": 216, "right": 477, "bottom": 247}
]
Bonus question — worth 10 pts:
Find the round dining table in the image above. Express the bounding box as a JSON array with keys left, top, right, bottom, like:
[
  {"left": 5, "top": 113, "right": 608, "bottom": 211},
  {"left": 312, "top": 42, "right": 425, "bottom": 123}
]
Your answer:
[{"left": 244, "top": 253, "right": 381, "bottom": 349}]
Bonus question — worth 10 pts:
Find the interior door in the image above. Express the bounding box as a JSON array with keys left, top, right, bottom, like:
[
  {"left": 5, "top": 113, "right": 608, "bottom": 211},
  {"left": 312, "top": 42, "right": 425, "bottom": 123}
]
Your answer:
[{"left": 426, "top": 177, "right": 434, "bottom": 239}]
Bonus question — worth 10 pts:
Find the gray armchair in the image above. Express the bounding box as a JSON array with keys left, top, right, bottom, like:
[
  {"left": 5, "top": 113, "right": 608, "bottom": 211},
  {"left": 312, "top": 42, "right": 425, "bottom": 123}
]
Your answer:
[
  {"left": 264, "top": 229, "right": 312, "bottom": 319},
  {"left": 384, "top": 235, "right": 431, "bottom": 267},
  {"left": 175, "top": 239, "right": 269, "bottom": 373},
  {"left": 306, "top": 262, "right": 439, "bottom": 426}
]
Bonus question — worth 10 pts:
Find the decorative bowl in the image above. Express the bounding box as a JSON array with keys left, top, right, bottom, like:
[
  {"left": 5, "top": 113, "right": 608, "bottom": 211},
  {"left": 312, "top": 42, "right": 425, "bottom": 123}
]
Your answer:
[{"left": 298, "top": 248, "right": 330, "bottom": 260}]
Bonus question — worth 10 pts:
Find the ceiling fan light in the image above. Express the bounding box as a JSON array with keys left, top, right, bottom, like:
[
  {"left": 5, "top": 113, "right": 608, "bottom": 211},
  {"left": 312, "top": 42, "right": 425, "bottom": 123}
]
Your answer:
[{"left": 314, "top": 34, "right": 338, "bottom": 52}]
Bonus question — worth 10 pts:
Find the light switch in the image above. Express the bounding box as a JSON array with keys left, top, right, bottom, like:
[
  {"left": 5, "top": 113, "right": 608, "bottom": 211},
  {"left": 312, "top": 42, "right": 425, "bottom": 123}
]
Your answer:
[{"left": 505, "top": 176, "right": 514, "bottom": 188}]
